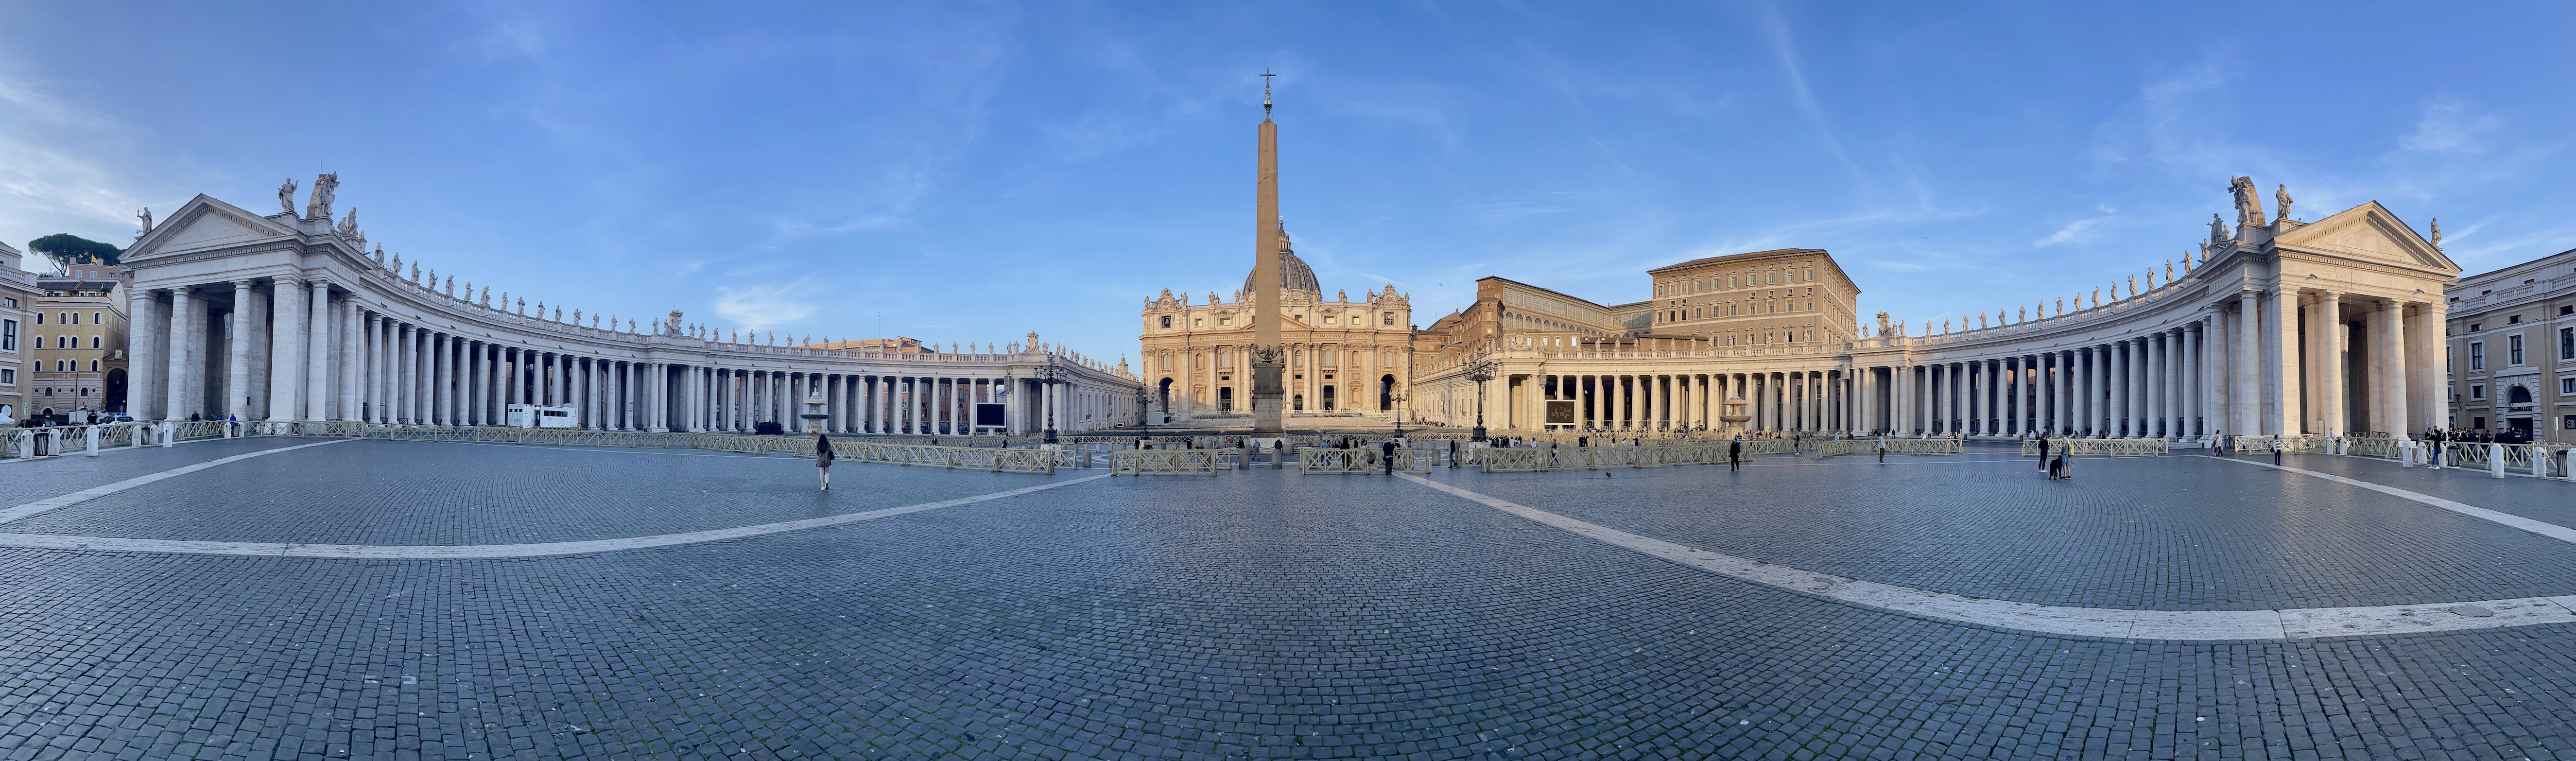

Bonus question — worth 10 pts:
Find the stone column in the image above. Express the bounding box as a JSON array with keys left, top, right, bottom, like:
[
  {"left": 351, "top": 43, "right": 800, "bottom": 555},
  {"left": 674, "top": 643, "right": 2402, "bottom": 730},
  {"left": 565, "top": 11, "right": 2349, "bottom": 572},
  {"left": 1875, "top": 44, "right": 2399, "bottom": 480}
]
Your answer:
[
  {"left": 224, "top": 280, "right": 253, "bottom": 420},
  {"left": 2393, "top": 300, "right": 2418, "bottom": 436},
  {"left": 162, "top": 289, "right": 192, "bottom": 420},
  {"left": 127, "top": 290, "right": 162, "bottom": 421},
  {"left": 262, "top": 278, "right": 302, "bottom": 423},
  {"left": 2317, "top": 291, "right": 2343, "bottom": 436},
  {"left": 2271, "top": 286, "right": 2302, "bottom": 435},
  {"left": 2232, "top": 292, "right": 2258, "bottom": 436},
  {"left": 298, "top": 281, "right": 329, "bottom": 421}
]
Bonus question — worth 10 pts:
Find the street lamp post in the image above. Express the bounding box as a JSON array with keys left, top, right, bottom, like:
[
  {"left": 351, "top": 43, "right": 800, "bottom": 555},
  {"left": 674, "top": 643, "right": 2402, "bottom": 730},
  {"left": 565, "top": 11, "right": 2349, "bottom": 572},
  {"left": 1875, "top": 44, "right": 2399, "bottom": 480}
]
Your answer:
[
  {"left": 1136, "top": 384, "right": 1153, "bottom": 429},
  {"left": 1035, "top": 351, "right": 1064, "bottom": 445},
  {"left": 1463, "top": 358, "right": 1498, "bottom": 443},
  {"left": 1390, "top": 388, "right": 1409, "bottom": 437}
]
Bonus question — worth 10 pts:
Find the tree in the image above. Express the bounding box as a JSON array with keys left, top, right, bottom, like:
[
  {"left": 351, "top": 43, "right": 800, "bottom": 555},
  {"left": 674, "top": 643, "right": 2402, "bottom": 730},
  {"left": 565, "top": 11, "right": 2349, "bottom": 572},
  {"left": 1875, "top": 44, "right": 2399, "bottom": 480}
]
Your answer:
[{"left": 26, "top": 233, "right": 121, "bottom": 269}]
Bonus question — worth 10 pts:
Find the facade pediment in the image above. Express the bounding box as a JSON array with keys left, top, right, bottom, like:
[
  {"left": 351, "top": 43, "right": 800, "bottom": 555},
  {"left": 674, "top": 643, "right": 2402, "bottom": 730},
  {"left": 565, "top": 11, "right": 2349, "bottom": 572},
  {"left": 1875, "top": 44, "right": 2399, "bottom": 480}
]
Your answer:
[
  {"left": 2273, "top": 201, "right": 2459, "bottom": 275},
  {"left": 126, "top": 195, "right": 299, "bottom": 262}
]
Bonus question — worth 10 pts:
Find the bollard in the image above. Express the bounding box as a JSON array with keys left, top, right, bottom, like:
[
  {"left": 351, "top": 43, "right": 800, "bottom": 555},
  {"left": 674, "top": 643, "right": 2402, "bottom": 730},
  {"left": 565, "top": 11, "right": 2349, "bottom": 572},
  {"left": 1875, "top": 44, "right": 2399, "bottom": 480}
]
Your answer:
[
  {"left": 10, "top": 430, "right": 26, "bottom": 461},
  {"left": 86, "top": 425, "right": 101, "bottom": 456},
  {"left": 161, "top": 422, "right": 176, "bottom": 447},
  {"left": 2490, "top": 443, "right": 2506, "bottom": 479},
  {"left": 2400, "top": 440, "right": 2413, "bottom": 468}
]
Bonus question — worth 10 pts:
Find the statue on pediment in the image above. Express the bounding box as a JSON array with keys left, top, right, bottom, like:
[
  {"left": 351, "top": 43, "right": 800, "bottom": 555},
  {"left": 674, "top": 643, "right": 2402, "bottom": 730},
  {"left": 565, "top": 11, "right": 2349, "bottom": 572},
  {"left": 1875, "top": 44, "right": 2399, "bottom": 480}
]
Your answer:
[
  {"left": 2229, "top": 176, "right": 2266, "bottom": 227},
  {"left": 2429, "top": 218, "right": 2443, "bottom": 252},
  {"left": 305, "top": 173, "right": 337, "bottom": 220},
  {"left": 2275, "top": 184, "right": 2293, "bottom": 223},
  {"left": 136, "top": 207, "right": 152, "bottom": 234},
  {"left": 277, "top": 178, "right": 299, "bottom": 215}
]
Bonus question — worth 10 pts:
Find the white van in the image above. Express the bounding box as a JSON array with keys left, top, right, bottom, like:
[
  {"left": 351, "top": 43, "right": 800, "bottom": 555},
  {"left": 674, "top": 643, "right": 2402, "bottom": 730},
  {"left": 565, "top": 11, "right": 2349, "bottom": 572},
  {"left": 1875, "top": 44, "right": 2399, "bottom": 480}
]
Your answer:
[{"left": 506, "top": 404, "right": 577, "bottom": 429}]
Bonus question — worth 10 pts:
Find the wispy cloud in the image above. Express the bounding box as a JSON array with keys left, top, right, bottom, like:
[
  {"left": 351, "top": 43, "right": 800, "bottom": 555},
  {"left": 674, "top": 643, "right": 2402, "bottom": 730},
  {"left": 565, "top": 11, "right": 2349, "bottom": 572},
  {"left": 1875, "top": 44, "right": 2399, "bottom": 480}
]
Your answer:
[
  {"left": 712, "top": 280, "right": 823, "bottom": 330},
  {"left": 2401, "top": 99, "right": 2499, "bottom": 154},
  {"left": 2033, "top": 215, "right": 2111, "bottom": 247},
  {"left": 1753, "top": 0, "right": 1862, "bottom": 182},
  {"left": 0, "top": 75, "right": 158, "bottom": 237}
]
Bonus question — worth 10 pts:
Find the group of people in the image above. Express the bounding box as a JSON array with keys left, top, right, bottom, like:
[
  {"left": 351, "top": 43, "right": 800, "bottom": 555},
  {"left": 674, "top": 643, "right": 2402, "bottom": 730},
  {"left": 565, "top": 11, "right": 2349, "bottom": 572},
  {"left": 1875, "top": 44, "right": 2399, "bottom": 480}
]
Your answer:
[{"left": 2032, "top": 433, "right": 2073, "bottom": 480}]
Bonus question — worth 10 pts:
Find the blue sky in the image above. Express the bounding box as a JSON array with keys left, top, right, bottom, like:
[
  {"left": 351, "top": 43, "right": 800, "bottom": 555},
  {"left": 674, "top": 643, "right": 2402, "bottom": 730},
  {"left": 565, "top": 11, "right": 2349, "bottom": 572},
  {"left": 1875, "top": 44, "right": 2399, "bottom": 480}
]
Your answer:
[{"left": 3, "top": 2, "right": 2570, "bottom": 359}]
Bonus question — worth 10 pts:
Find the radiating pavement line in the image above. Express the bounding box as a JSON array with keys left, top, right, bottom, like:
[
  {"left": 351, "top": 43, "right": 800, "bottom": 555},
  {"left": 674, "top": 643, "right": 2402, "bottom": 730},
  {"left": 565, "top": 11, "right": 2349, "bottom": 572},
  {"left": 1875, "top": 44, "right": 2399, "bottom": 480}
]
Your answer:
[
  {"left": 0, "top": 440, "right": 352, "bottom": 524},
  {"left": 1398, "top": 473, "right": 2576, "bottom": 641},
  {"left": 0, "top": 472, "right": 1111, "bottom": 559},
  {"left": 2204, "top": 455, "right": 2576, "bottom": 544}
]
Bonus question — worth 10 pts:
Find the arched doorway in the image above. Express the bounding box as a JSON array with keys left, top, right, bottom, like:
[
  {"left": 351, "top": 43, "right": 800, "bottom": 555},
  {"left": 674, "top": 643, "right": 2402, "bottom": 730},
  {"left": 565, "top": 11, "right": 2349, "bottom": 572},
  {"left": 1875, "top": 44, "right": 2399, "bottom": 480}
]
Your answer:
[
  {"left": 1157, "top": 377, "right": 1174, "bottom": 413},
  {"left": 103, "top": 368, "right": 128, "bottom": 414},
  {"left": 1379, "top": 375, "right": 1395, "bottom": 411}
]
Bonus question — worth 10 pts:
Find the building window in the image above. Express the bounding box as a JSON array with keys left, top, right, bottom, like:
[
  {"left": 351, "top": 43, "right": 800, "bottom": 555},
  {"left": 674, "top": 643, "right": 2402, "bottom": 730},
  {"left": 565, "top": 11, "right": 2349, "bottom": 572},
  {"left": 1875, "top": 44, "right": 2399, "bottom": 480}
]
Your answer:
[
  {"left": 1158, "top": 315, "right": 1171, "bottom": 329},
  {"left": 2560, "top": 327, "right": 2572, "bottom": 361},
  {"left": 0, "top": 369, "right": 11, "bottom": 384},
  {"left": 90, "top": 312, "right": 100, "bottom": 324},
  {"left": 89, "top": 336, "right": 100, "bottom": 349},
  {"left": 0, "top": 319, "right": 12, "bottom": 351},
  {"left": 1217, "top": 316, "right": 1229, "bottom": 326},
  {"left": 2562, "top": 377, "right": 2575, "bottom": 396},
  {"left": 88, "top": 360, "right": 97, "bottom": 372},
  {"left": 2469, "top": 342, "right": 2484, "bottom": 370},
  {"left": 2565, "top": 415, "right": 2576, "bottom": 430},
  {"left": 2509, "top": 335, "right": 2524, "bottom": 365},
  {"left": 2471, "top": 384, "right": 2485, "bottom": 400}
]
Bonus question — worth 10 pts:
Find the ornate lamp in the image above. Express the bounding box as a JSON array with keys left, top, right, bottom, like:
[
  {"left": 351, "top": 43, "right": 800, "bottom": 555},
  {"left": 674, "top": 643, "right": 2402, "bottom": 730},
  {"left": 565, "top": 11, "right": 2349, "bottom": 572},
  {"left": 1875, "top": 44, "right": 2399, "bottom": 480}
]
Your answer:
[{"left": 1463, "top": 358, "right": 1498, "bottom": 443}]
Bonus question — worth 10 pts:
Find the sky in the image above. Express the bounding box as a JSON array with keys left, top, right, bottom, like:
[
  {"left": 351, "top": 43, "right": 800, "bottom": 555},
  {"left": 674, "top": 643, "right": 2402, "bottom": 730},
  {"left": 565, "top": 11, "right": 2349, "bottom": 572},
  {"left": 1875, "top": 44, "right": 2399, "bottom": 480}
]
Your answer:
[{"left": 3, "top": 1, "right": 2571, "bottom": 361}]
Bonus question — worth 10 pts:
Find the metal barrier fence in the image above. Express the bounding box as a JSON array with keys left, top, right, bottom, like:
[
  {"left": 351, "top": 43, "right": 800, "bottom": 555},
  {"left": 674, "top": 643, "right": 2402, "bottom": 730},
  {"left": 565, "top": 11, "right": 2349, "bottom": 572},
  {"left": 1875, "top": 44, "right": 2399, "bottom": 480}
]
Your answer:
[
  {"left": 1810, "top": 439, "right": 1856, "bottom": 459},
  {"left": 2018, "top": 438, "right": 2170, "bottom": 457},
  {"left": 1111, "top": 449, "right": 1219, "bottom": 476},
  {"left": 1880, "top": 438, "right": 1965, "bottom": 456},
  {"left": 2341, "top": 436, "right": 2403, "bottom": 460}
]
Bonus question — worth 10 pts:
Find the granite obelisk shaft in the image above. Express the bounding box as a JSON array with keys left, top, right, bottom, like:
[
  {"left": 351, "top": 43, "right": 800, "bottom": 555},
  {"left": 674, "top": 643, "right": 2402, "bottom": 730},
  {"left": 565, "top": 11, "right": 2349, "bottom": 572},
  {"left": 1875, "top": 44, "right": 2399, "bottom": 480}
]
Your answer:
[{"left": 1249, "top": 101, "right": 1286, "bottom": 434}]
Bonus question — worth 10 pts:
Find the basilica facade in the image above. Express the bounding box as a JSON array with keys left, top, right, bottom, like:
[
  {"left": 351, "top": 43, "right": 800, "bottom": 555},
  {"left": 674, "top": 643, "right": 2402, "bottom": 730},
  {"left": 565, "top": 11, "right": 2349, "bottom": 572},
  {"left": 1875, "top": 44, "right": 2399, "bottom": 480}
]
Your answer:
[{"left": 1138, "top": 229, "right": 1412, "bottom": 425}]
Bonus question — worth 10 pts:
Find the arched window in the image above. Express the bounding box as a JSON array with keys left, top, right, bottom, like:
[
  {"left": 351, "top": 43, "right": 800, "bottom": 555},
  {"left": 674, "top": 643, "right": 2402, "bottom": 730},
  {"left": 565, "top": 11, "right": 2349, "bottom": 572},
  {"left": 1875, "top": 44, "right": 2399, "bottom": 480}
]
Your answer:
[{"left": 2509, "top": 385, "right": 2534, "bottom": 404}]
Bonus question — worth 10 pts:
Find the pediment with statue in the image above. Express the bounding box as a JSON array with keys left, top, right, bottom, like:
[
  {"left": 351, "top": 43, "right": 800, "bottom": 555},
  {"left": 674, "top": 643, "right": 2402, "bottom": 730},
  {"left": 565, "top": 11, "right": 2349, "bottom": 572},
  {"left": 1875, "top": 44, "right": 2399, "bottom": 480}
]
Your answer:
[
  {"left": 2271, "top": 200, "right": 2459, "bottom": 275},
  {"left": 122, "top": 194, "right": 304, "bottom": 262}
]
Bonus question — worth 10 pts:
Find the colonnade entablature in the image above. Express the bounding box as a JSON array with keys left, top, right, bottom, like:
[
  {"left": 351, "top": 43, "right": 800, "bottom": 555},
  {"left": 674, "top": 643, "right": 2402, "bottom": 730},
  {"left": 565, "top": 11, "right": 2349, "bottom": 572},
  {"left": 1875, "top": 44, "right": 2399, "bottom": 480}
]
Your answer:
[{"left": 115, "top": 188, "right": 1142, "bottom": 437}]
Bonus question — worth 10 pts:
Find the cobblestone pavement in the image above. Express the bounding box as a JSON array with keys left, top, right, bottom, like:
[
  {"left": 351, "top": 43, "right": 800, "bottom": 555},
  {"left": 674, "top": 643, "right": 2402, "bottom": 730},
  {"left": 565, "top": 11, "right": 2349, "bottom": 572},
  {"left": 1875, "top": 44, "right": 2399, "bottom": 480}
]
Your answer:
[{"left": 0, "top": 441, "right": 2571, "bottom": 760}]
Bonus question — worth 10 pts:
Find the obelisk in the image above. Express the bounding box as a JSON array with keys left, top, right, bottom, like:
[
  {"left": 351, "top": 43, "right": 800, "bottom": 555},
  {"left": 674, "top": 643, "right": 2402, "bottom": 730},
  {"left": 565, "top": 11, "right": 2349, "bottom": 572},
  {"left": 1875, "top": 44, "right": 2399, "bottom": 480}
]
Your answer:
[{"left": 1248, "top": 70, "right": 1287, "bottom": 435}]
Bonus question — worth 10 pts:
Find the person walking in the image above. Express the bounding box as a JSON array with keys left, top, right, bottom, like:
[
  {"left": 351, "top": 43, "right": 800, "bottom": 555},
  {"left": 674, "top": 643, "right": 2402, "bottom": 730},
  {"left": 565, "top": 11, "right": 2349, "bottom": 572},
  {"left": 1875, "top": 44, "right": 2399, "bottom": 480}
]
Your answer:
[
  {"left": 1876, "top": 433, "right": 1887, "bottom": 464},
  {"left": 2052, "top": 442, "right": 2068, "bottom": 480},
  {"left": 2270, "top": 436, "right": 2283, "bottom": 466},
  {"left": 1728, "top": 435, "right": 1743, "bottom": 472},
  {"left": 2035, "top": 432, "right": 2049, "bottom": 474},
  {"left": 815, "top": 432, "right": 836, "bottom": 490},
  {"left": 1381, "top": 439, "right": 1397, "bottom": 474}
]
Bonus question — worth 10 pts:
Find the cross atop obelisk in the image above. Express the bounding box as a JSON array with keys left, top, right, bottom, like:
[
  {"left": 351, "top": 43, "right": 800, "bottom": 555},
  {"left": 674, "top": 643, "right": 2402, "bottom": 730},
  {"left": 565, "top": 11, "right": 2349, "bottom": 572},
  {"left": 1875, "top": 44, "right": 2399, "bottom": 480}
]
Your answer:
[{"left": 1249, "top": 69, "right": 1287, "bottom": 435}]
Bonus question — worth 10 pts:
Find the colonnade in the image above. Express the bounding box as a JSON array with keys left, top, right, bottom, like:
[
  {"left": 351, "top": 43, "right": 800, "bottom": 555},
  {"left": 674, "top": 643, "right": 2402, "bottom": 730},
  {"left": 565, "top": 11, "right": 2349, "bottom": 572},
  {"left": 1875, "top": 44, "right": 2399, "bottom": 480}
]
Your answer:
[
  {"left": 1856, "top": 286, "right": 2443, "bottom": 439},
  {"left": 125, "top": 284, "right": 1131, "bottom": 438},
  {"left": 1522, "top": 370, "right": 1844, "bottom": 432}
]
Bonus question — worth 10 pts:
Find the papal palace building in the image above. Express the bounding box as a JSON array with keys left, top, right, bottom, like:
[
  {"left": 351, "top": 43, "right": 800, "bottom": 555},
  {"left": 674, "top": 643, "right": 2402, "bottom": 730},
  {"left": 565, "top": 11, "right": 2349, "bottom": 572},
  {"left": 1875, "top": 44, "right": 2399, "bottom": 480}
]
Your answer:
[
  {"left": 115, "top": 176, "right": 1142, "bottom": 435},
  {"left": 1146, "top": 100, "right": 2476, "bottom": 440}
]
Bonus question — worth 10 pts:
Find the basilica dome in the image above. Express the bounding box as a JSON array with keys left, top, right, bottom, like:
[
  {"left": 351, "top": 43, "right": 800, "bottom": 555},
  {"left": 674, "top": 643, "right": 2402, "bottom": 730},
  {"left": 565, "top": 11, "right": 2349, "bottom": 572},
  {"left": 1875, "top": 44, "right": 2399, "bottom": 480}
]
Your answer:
[{"left": 1242, "top": 231, "right": 1322, "bottom": 295}]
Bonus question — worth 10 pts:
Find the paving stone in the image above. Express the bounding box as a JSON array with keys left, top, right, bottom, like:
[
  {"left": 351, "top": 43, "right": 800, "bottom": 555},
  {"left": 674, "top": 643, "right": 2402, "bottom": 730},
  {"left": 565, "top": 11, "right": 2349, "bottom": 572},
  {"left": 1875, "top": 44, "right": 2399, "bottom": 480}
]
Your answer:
[{"left": 0, "top": 441, "right": 2567, "bottom": 759}]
